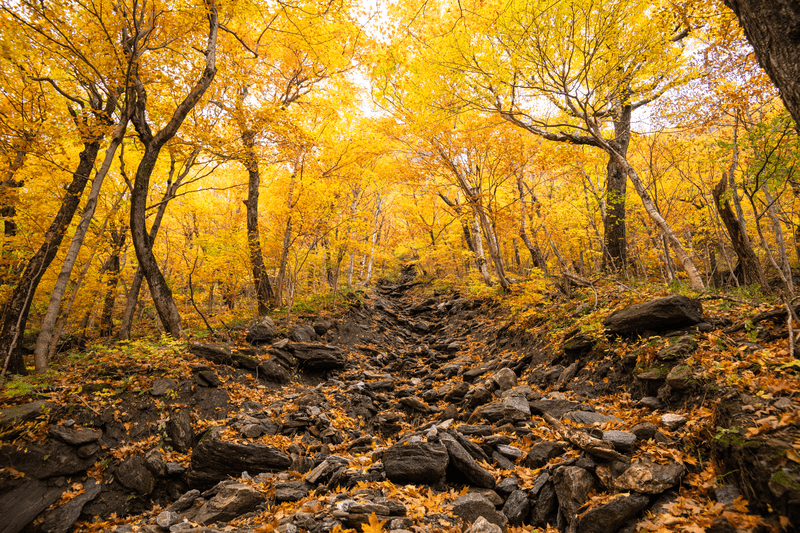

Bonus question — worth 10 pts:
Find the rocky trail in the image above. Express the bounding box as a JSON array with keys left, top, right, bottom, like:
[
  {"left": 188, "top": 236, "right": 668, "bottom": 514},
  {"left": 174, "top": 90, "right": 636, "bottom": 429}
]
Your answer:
[{"left": 1, "top": 269, "right": 799, "bottom": 533}]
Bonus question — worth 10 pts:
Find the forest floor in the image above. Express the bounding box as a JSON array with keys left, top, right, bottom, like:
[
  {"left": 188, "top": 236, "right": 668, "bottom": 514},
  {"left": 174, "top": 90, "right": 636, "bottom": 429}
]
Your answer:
[{"left": 1, "top": 268, "right": 800, "bottom": 533}]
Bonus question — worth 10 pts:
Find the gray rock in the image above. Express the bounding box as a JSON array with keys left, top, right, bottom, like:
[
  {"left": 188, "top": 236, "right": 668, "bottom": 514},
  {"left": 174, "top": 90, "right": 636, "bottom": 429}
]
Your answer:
[
  {"left": 247, "top": 316, "right": 279, "bottom": 344},
  {"left": 0, "top": 478, "right": 64, "bottom": 533},
  {"left": 167, "top": 409, "right": 194, "bottom": 453},
  {"left": 529, "top": 399, "right": 585, "bottom": 418},
  {"left": 304, "top": 456, "right": 349, "bottom": 484},
  {"left": 496, "top": 444, "right": 524, "bottom": 461},
  {"left": 563, "top": 411, "right": 621, "bottom": 426},
  {"left": 197, "top": 370, "right": 221, "bottom": 387},
  {"left": 595, "top": 461, "right": 632, "bottom": 489},
  {"left": 188, "top": 439, "right": 292, "bottom": 489},
  {"left": 48, "top": 425, "right": 102, "bottom": 446},
  {"left": 553, "top": 466, "right": 594, "bottom": 518},
  {"left": 166, "top": 490, "right": 201, "bottom": 513},
  {"left": 495, "top": 477, "right": 519, "bottom": 497},
  {"left": 151, "top": 378, "right": 178, "bottom": 397},
  {"left": 660, "top": 413, "right": 687, "bottom": 430},
  {"left": 531, "top": 480, "right": 558, "bottom": 526},
  {"left": 501, "top": 395, "right": 530, "bottom": 421},
  {"left": 604, "top": 295, "right": 703, "bottom": 336},
  {"left": 531, "top": 472, "right": 550, "bottom": 496},
  {"left": 602, "top": 430, "right": 637, "bottom": 452},
  {"left": 657, "top": 336, "right": 698, "bottom": 361},
  {"left": 289, "top": 325, "right": 318, "bottom": 343},
  {"left": 492, "top": 451, "right": 517, "bottom": 470},
  {"left": 194, "top": 482, "right": 266, "bottom": 524},
  {"left": 275, "top": 480, "right": 312, "bottom": 502},
  {"left": 503, "top": 489, "right": 530, "bottom": 526},
  {"left": 556, "top": 362, "right": 580, "bottom": 391},
  {"left": 525, "top": 441, "right": 565, "bottom": 469},
  {"left": 383, "top": 441, "right": 448, "bottom": 484},
  {"left": 715, "top": 484, "right": 742, "bottom": 507},
  {"left": 156, "top": 511, "right": 180, "bottom": 528},
  {"left": 666, "top": 365, "right": 694, "bottom": 389},
  {"left": 0, "top": 400, "right": 49, "bottom": 428},
  {"left": 240, "top": 424, "right": 263, "bottom": 439},
  {"left": 493, "top": 368, "right": 517, "bottom": 391},
  {"left": 39, "top": 479, "right": 103, "bottom": 533},
  {"left": 631, "top": 421, "right": 658, "bottom": 441},
  {"left": 440, "top": 433, "right": 495, "bottom": 489},
  {"left": 637, "top": 397, "right": 663, "bottom": 410},
  {"left": 455, "top": 433, "right": 490, "bottom": 463},
  {"left": 289, "top": 343, "right": 346, "bottom": 371},
  {"left": 117, "top": 456, "right": 155, "bottom": 495},
  {"left": 576, "top": 492, "right": 650, "bottom": 533},
  {"left": 614, "top": 459, "right": 686, "bottom": 494},
  {"left": 452, "top": 492, "right": 508, "bottom": 530},
  {"left": 464, "top": 516, "right": 503, "bottom": 533}
]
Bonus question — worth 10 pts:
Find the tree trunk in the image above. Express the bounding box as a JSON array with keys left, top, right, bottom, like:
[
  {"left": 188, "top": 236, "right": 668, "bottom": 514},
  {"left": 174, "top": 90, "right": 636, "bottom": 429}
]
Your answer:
[
  {"left": 723, "top": 0, "right": 800, "bottom": 128},
  {"left": 128, "top": 3, "right": 218, "bottom": 337},
  {"left": 1, "top": 141, "right": 29, "bottom": 282},
  {"left": 476, "top": 206, "right": 511, "bottom": 290},
  {"left": 470, "top": 213, "right": 493, "bottom": 285},
  {"left": 33, "top": 118, "right": 127, "bottom": 372},
  {"left": 516, "top": 177, "right": 549, "bottom": 275},
  {"left": 712, "top": 173, "right": 767, "bottom": 286},
  {"left": 242, "top": 131, "right": 274, "bottom": 314},
  {"left": 0, "top": 135, "right": 103, "bottom": 376},
  {"left": 276, "top": 215, "right": 292, "bottom": 306},
  {"left": 603, "top": 104, "right": 631, "bottom": 271}
]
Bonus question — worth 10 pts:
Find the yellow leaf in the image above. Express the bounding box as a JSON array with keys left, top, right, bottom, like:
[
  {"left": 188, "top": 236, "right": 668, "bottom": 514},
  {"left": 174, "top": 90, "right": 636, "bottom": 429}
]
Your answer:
[
  {"left": 361, "top": 512, "right": 386, "bottom": 533},
  {"left": 787, "top": 448, "right": 800, "bottom": 464}
]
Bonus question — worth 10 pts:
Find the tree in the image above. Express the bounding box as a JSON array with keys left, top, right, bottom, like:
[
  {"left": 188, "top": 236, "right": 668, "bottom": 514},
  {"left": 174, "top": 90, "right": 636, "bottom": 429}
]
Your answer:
[{"left": 723, "top": 0, "right": 800, "bottom": 129}]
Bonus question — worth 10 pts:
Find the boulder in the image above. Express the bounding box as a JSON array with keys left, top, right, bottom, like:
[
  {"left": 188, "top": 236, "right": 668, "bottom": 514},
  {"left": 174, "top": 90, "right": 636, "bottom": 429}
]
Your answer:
[
  {"left": 614, "top": 459, "right": 686, "bottom": 494},
  {"left": 452, "top": 492, "right": 509, "bottom": 531},
  {"left": 604, "top": 295, "right": 703, "bottom": 336},
  {"left": 0, "top": 478, "right": 64, "bottom": 533},
  {"left": 117, "top": 456, "right": 155, "bottom": 496},
  {"left": 553, "top": 466, "right": 595, "bottom": 518},
  {"left": 661, "top": 413, "right": 687, "bottom": 430},
  {"left": 289, "top": 325, "right": 318, "bottom": 343},
  {"left": 440, "top": 433, "right": 496, "bottom": 489},
  {"left": 666, "top": 365, "right": 695, "bottom": 389},
  {"left": 525, "top": 441, "right": 566, "bottom": 469},
  {"left": 383, "top": 442, "right": 449, "bottom": 484},
  {"left": 493, "top": 368, "right": 517, "bottom": 391},
  {"left": 194, "top": 482, "right": 266, "bottom": 524},
  {"left": 48, "top": 425, "right": 102, "bottom": 446},
  {"left": 188, "top": 439, "right": 291, "bottom": 488},
  {"left": 602, "top": 430, "right": 637, "bottom": 452},
  {"left": 501, "top": 395, "right": 530, "bottom": 421},
  {"left": 289, "top": 343, "right": 346, "bottom": 371},
  {"left": 246, "top": 316, "right": 279, "bottom": 344},
  {"left": 502, "top": 489, "right": 530, "bottom": 526},
  {"left": 576, "top": 493, "right": 650, "bottom": 533},
  {"left": 39, "top": 479, "right": 103, "bottom": 533},
  {"left": 167, "top": 409, "right": 193, "bottom": 453},
  {"left": 0, "top": 400, "right": 50, "bottom": 428},
  {"left": 563, "top": 411, "right": 621, "bottom": 426},
  {"left": 464, "top": 516, "right": 503, "bottom": 533},
  {"left": 151, "top": 378, "right": 177, "bottom": 397}
]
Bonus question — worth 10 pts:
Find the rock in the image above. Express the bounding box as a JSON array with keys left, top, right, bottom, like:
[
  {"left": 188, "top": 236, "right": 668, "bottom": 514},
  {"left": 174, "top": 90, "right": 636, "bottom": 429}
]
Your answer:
[
  {"left": 257, "top": 359, "right": 291, "bottom": 384},
  {"left": 289, "top": 343, "right": 346, "bottom": 371},
  {"left": 614, "top": 459, "right": 686, "bottom": 494},
  {"left": 630, "top": 422, "right": 658, "bottom": 441},
  {"left": 188, "top": 439, "right": 292, "bottom": 488},
  {"left": 637, "top": 397, "right": 663, "bottom": 410},
  {"left": 715, "top": 485, "right": 742, "bottom": 507},
  {"left": 525, "top": 441, "right": 566, "bottom": 469},
  {"left": 247, "top": 316, "right": 279, "bottom": 344},
  {"left": 602, "top": 430, "right": 637, "bottom": 452},
  {"left": 604, "top": 295, "right": 703, "bottom": 336},
  {"left": 657, "top": 336, "right": 698, "bottom": 361},
  {"left": 556, "top": 362, "right": 580, "bottom": 391},
  {"left": 440, "top": 433, "right": 496, "bottom": 489},
  {"left": 117, "top": 456, "right": 155, "bottom": 495},
  {"left": 529, "top": 399, "right": 585, "bottom": 418},
  {"left": 496, "top": 444, "right": 524, "bottom": 461},
  {"left": 275, "top": 480, "right": 312, "bottom": 502},
  {"left": 0, "top": 400, "right": 49, "bottom": 428},
  {"left": 48, "top": 425, "right": 102, "bottom": 446},
  {"left": 313, "top": 319, "right": 333, "bottom": 335},
  {"left": 575, "top": 492, "right": 650, "bottom": 533},
  {"left": 666, "top": 365, "right": 694, "bottom": 389},
  {"left": 289, "top": 325, "right": 318, "bottom": 343},
  {"left": 156, "top": 511, "right": 180, "bottom": 528},
  {"left": 495, "top": 477, "right": 519, "bottom": 497},
  {"left": 503, "top": 489, "right": 530, "bottom": 526},
  {"left": 451, "top": 492, "right": 509, "bottom": 531},
  {"left": 0, "top": 478, "right": 65, "bottom": 533},
  {"left": 399, "top": 396, "right": 429, "bottom": 412},
  {"left": 240, "top": 424, "right": 263, "bottom": 439},
  {"left": 151, "top": 378, "right": 178, "bottom": 397},
  {"left": 493, "top": 368, "right": 517, "bottom": 391},
  {"left": 531, "top": 481, "right": 558, "bottom": 526},
  {"left": 563, "top": 332, "right": 596, "bottom": 358},
  {"left": 553, "top": 466, "right": 594, "bottom": 518},
  {"left": 39, "top": 479, "right": 103, "bottom": 533},
  {"left": 464, "top": 516, "right": 503, "bottom": 533},
  {"left": 197, "top": 370, "right": 221, "bottom": 387},
  {"left": 660, "top": 413, "right": 687, "bottom": 430},
  {"left": 492, "top": 451, "right": 516, "bottom": 470},
  {"left": 167, "top": 410, "right": 194, "bottom": 453},
  {"left": 166, "top": 490, "right": 201, "bottom": 514},
  {"left": 595, "top": 461, "right": 631, "bottom": 490},
  {"left": 501, "top": 395, "right": 530, "bottom": 421},
  {"left": 563, "top": 411, "right": 621, "bottom": 426},
  {"left": 383, "top": 442, "right": 449, "bottom": 484},
  {"left": 194, "top": 482, "right": 266, "bottom": 524}
]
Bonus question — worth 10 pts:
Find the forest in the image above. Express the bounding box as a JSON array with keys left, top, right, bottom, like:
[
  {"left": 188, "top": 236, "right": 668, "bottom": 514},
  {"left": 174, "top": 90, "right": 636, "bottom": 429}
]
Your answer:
[{"left": 1, "top": 0, "right": 800, "bottom": 532}]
